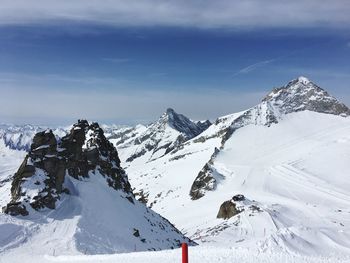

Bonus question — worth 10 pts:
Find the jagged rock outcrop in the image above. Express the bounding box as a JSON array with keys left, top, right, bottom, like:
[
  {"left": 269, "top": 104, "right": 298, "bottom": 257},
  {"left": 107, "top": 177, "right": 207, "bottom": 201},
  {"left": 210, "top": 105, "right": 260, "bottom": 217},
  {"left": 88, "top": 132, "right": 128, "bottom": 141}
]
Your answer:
[{"left": 2, "top": 120, "right": 132, "bottom": 215}]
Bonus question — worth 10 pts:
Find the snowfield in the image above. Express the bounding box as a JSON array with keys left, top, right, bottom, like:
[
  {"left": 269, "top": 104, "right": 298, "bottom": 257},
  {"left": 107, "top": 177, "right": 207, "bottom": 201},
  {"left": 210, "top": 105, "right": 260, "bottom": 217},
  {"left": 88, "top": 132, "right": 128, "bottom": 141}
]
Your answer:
[{"left": 1, "top": 247, "right": 350, "bottom": 263}]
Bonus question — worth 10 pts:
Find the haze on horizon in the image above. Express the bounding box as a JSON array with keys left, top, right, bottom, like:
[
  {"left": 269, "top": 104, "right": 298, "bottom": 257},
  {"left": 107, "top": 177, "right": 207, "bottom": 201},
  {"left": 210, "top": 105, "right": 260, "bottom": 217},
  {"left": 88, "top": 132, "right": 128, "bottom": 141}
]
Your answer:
[{"left": 0, "top": 0, "right": 349, "bottom": 126}]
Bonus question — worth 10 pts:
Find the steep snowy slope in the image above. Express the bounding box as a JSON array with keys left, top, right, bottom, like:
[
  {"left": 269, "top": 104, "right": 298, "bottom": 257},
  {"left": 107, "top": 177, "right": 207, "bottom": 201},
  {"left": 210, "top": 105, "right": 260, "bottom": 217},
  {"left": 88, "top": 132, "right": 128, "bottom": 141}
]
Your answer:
[
  {"left": 121, "top": 77, "right": 350, "bottom": 256},
  {"left": 0, "top": 120, "right": 193, "bottom": 256}
]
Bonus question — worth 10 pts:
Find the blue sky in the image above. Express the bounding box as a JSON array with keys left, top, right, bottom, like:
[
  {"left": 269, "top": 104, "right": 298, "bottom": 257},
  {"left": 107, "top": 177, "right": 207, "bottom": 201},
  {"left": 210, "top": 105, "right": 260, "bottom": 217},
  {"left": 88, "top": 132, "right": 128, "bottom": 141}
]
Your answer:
[{"left": 0, "top": 1, "right": 349, "bottom": 125}]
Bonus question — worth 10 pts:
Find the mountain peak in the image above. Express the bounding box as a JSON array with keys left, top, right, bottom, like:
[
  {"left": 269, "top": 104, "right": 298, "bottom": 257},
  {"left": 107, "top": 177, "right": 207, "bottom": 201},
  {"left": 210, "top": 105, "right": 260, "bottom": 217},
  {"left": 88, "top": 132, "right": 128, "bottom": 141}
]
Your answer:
[
  {"left": 262, "top": 77, "right": 350, "bottom": 116},
  {"left": 165, "top": 107, "right": 176, "bottom": 115},
  {"left": 124, "top": 109, "right": 211, "bottom": 163},
  {"left": 160, "top": 108, "right": 209, "bottom": 138},
  {"left": 296, "top": 76, "right": 311, "bottom": 85}
]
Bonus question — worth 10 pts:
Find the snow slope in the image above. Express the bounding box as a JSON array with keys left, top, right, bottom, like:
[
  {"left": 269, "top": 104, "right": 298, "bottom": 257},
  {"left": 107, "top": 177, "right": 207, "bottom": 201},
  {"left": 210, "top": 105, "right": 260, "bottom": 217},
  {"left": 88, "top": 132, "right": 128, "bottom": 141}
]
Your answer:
[{"left": 1, "top": 246, "right": 350, "bottom": 263}]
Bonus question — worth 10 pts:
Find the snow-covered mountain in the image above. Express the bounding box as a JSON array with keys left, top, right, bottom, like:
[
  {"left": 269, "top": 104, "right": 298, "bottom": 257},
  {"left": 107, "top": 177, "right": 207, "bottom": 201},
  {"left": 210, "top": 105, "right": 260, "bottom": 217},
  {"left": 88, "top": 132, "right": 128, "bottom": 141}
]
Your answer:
[
  {"left": 0, "top": 124, "right": 66, "bottom": 152},
  {"left": 108, "top": 108, "right": 211, "bottom": 165},
  {"left": 263, "top": 76, "right": 350, "bottom": 116},
  {"left": 120, "top": 77, "right": 350, "bottom": 256},
  {"left": 0, "top": 120, "right": 193, "bottom": 255},
  {"left": 1, "top": 76, "right": 350, "bottom": 260},
  {"left": 190, "top": 76, "right": 350, "bottom": 199}
]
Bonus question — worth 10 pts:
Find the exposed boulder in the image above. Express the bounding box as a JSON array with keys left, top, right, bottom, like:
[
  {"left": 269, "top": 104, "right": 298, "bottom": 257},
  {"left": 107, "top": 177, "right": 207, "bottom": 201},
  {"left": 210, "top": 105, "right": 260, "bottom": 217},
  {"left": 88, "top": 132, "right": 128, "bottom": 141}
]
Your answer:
[
  {"left": 217, "top": 200, "right": 241, "bottom": 220},
  {"left": 232, "top": 194, "right": 245, "bottom": 202},
  {"left": 216, "top": 195, "right": 262, "bottom": 220},
  {"left": 217, "top": 195, "right": 246, "bottom": 219}
]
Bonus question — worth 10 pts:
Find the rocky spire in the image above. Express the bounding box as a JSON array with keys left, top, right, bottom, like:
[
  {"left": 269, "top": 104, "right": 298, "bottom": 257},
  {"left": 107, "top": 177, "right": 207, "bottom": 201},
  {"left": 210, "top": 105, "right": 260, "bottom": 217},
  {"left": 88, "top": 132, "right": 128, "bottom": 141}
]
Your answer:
[
  {"left": 163, "top": 108, "right": 210, "bottom": 139},
  {"left": 3, "top": 120, "right": 132, "bottom": 216}
]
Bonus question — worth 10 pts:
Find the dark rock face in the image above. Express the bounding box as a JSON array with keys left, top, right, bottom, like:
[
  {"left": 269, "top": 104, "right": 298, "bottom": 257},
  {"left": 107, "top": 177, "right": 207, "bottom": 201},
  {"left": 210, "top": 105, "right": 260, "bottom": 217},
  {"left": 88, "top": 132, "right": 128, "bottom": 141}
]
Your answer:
[
  {"left": 196, "top": 120, "right": 212, "bottom": 132},
  {"left": 3, "top": 202, "right": 29, "bottom": 216},
  {"left": 189, "top": 148, "right": 221, "bottom": 200},
  {"left": 166, "top": 108, "right": 208, "bottom": 139},
  {"left": 190, "top": 163, "right": 216, "bottom": 200},
  {"left": 232, "top": 194, "right": 245, "bottom": 202},
  {"left": 2, "top": 120, "right": 132, "bottom": 216}
]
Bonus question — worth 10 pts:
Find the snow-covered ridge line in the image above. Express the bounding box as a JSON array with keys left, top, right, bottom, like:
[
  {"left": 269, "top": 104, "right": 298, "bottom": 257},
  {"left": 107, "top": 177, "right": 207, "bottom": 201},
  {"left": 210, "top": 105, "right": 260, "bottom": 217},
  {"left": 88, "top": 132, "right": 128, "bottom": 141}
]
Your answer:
[{"left": 189, "top": 76, "right": 350, "bottom": 200}]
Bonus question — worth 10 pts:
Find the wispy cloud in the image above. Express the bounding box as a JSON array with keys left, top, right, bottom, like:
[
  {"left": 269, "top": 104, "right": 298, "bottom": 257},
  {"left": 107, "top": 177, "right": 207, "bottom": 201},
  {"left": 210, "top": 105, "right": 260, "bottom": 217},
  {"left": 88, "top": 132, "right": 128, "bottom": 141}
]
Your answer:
[
  {"left": 0, "top": 1, "right": 349, "bottom": 29},
  {"left": 232, "top": 59, "right": 275, "bottom": 76}
]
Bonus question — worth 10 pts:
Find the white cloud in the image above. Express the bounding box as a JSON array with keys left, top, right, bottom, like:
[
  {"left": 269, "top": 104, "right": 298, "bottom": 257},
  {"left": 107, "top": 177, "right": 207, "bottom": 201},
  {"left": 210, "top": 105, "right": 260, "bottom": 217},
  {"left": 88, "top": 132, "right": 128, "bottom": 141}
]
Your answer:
[{"left": 0, "top": 0, "right": 349, "bottom": 29}]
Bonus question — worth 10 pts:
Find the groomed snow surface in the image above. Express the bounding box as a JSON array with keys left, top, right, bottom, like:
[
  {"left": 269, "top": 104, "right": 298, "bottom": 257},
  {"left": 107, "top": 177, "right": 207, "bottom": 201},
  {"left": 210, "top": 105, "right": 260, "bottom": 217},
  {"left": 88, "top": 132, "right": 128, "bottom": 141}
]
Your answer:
[{"left": 1, "top": 246, "right": 350, "bottom": 263}]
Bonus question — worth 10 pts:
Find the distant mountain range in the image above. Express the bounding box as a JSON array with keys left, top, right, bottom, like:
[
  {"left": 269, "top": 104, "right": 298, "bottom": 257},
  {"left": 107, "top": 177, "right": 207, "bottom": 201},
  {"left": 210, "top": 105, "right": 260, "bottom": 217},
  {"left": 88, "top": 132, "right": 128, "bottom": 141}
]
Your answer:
[{"left": 1, "top": 76, "right": 350, "bottom": 256}]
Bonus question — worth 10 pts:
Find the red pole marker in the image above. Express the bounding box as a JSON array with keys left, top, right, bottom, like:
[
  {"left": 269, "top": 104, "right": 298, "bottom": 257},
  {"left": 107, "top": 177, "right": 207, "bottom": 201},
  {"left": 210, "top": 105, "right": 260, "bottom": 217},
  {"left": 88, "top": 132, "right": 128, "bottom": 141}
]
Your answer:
[{"left": 182, "top": 243, "right": 188, "bottom": 263}]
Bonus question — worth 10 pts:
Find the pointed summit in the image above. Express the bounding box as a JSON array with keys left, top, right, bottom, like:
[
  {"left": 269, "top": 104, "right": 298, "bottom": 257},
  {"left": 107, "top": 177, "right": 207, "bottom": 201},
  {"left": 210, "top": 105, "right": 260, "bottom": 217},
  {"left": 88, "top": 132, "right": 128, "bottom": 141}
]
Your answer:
[
  {"left": 263, "top": 76, "right": 350, "bottom": 116},
  {"left": 296, "top": 76, "right": 311, "bottom": 85},
  {"left": 160, "top": 108, "right": 208, "bottom": 138},
  {"left": 124, "top": 109, "right": 211, "bottom": 163},
  {"left": 166, "top": 107, "right": 176, "bottom": 115}
]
